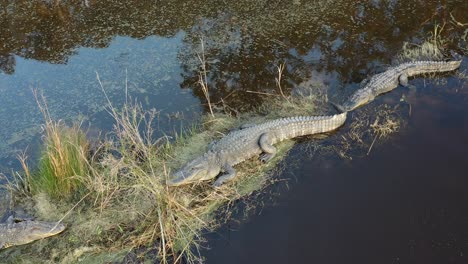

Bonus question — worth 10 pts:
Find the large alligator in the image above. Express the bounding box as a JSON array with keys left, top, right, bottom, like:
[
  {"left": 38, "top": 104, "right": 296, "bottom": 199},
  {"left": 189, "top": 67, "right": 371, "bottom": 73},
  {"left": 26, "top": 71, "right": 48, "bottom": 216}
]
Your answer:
[
  {"left": 168, "top": 113, "right": 347, "bottom": 186},
  {"left": 0, "top": 215, "right": 65, "bottom": 249},
  {"left": 332, "top": 59, "right": 462, "bottom": 112}
]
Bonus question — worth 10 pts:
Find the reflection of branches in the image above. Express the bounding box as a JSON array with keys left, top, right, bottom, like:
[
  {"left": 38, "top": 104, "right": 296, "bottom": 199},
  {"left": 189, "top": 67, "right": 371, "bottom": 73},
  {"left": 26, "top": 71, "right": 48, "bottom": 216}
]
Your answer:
[
  {"left": 0, "top": 0, "right": 217, "bottom": 73},
  {"left": 178, "top": 11, "right": 315, "bottom": 111},
  {"left": 178, "top": 1, "right": 464, "bottom": 112},
  {"left": 1, "top": 0, "right": 463, "bottom": 106},
  {"left": 450, "top": 12, "right": 468, "bottom": 27}
]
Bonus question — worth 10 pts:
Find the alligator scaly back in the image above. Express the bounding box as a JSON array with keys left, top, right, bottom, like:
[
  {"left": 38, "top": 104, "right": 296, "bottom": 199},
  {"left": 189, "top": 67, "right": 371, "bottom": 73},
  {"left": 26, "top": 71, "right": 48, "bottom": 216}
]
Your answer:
[
  {"left": 168, "top": 112, "right": 347, "bottom": 186},
  {"left": 337, "top": 59, "right": 462, "bottom": 112},
  {"left": 210, "top": 113, "right": 347, "bottom": 166}
]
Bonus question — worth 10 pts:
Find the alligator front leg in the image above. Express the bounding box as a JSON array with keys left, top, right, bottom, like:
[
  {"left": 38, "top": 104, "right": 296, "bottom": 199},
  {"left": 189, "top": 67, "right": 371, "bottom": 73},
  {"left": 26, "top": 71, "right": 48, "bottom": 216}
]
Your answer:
[
  {"left": 259, "top": 132, "right": 277, "bottom": 162},
  {"left": 213, "top": 164, "right": 236, "bottom": 187}
]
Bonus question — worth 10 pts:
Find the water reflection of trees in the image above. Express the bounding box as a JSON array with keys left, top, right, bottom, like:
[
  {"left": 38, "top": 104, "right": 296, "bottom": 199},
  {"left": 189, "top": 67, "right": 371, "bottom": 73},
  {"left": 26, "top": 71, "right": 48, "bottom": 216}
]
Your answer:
[
  {"left": 0, "top": 0, "right": 218, "bottom": 74},
  {"left": 0, "top": 0, "right": 465, "bottom": 108},
  {"left": 177, "top": 0, "right": 465, "bottom": 111}
]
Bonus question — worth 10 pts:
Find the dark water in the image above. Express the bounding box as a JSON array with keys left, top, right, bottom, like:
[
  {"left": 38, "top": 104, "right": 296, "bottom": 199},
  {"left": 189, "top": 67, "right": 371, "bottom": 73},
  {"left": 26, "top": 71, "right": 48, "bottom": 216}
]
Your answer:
[
  {"left": 204, "top": 83, "right": 468, "bottom": 263},
  {"left": 0, "top": 0, "right": 467, "bottom": 263}
]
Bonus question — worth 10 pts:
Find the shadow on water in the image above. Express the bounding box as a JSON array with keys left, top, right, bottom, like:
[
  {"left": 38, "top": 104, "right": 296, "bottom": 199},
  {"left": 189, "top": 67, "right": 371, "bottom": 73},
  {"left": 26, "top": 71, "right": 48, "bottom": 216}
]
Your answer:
[{"left": 0, "top": 0, "right": 467, "bottom": 262}]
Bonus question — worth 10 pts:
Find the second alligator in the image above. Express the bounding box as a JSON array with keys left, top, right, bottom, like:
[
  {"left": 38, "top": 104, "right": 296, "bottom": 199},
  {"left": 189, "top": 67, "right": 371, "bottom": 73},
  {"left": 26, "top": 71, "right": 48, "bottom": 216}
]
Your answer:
[{"left": 333, "top": 59, "right": 462, "bottom": 112}]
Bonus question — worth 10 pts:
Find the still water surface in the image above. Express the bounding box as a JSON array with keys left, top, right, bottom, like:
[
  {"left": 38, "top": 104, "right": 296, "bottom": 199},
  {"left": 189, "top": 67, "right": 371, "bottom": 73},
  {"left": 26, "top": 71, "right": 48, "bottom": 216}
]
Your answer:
[{"left": 0, "top": 0, "right": 467, "bottom": 262}]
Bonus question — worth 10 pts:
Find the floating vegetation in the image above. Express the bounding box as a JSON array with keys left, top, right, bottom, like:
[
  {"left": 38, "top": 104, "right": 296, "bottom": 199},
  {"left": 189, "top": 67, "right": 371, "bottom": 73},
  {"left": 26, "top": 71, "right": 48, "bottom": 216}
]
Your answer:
[{"left": 333, "top": 104, "right": 406, "bottom": 160}]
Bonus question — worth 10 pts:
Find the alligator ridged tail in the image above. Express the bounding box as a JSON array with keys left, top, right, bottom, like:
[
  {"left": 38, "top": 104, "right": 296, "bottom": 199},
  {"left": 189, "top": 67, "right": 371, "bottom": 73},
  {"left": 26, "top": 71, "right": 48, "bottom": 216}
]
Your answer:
[
  {"left": 406, "top": 60, "right": 461, "bottom": 77},
  {"left": 274, "top": 112, "right": 347, "bottom": 142}
]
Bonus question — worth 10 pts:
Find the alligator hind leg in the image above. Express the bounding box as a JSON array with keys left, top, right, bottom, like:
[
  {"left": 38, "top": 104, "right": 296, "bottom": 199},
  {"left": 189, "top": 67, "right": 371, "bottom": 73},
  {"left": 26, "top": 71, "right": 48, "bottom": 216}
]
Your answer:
[
  {"left": 259, "top": 133, "right": 277, "bottom": 162},
  {"left": 399, "top": 73, "right": 409, "bottom": 86},
  {"left": 213, "top": 164, "right": 236, "bottom": 187},
  {"left": 399, "top": 73, "right": 416, "bottom": 89}
]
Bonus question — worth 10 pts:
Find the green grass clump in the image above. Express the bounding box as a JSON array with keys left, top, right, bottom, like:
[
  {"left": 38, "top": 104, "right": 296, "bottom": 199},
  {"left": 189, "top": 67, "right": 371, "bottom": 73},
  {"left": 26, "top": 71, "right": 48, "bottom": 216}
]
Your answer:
[
  {"left": 16, "top": 91, "right": 89, "bottom": 199},
  {"left": 31, "top": 124, "right": 88, "bottom": 199}
]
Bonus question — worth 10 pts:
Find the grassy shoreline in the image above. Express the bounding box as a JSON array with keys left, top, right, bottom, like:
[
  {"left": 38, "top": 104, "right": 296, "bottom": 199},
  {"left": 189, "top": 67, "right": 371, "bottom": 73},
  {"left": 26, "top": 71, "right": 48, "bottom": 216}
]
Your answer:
[{"left": 0, "top": 90, "right": 321, "bottom": 263}]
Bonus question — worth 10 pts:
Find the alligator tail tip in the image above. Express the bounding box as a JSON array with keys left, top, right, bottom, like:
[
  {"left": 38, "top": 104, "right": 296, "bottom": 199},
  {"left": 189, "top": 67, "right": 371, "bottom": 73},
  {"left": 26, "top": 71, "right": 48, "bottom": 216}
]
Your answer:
[{"left": 450, "top": 50, "right": 463, "bottom": 61}]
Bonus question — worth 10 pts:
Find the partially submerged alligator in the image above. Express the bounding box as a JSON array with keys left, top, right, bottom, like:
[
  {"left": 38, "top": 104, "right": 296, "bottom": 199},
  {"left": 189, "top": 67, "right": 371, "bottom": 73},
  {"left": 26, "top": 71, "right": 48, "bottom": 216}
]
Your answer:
[
  {"left": 0, "top": 215, "right": 65, "bottom": 249},
  {"left": 168, "top": 113, "right": 347, "bottom": 186},
  {"left": 332, "top": 59, "right": 462, "bottom": 112}
]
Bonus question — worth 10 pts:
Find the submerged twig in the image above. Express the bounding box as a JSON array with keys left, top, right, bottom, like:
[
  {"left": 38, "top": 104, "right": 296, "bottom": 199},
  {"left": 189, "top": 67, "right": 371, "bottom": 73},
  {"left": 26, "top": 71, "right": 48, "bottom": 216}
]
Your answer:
[
  {"left": 51, "top": 192, "right": 91, "bottom": 232},
  {"left": 449, "top": 12, "right": 467, "bottom": 27},
  {"left": 367, "top": 133, "right": 378, "bottom": 156},
  {"left": 246, "top": 90, "right": 280, "bottom": 96}
]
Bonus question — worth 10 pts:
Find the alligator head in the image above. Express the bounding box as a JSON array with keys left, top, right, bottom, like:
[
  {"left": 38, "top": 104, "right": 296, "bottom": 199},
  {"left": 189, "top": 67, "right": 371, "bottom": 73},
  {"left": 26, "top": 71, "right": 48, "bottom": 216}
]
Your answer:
[
  {"left": 345, "top": 89, "right": 375, "bottom": 112},
  {"left": 1, "top": 220, "right": 66, "bottom": 249},
  {"left": 167, "top": 153, "right": 221, "bottom": 186}
]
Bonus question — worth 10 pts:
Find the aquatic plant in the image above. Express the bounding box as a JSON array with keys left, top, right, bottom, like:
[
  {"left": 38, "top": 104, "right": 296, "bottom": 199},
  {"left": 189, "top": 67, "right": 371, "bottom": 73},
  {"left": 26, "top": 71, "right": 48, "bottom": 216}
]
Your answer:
[{"left": 334, "top": 104, "right": 405, "bottom": 160}]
